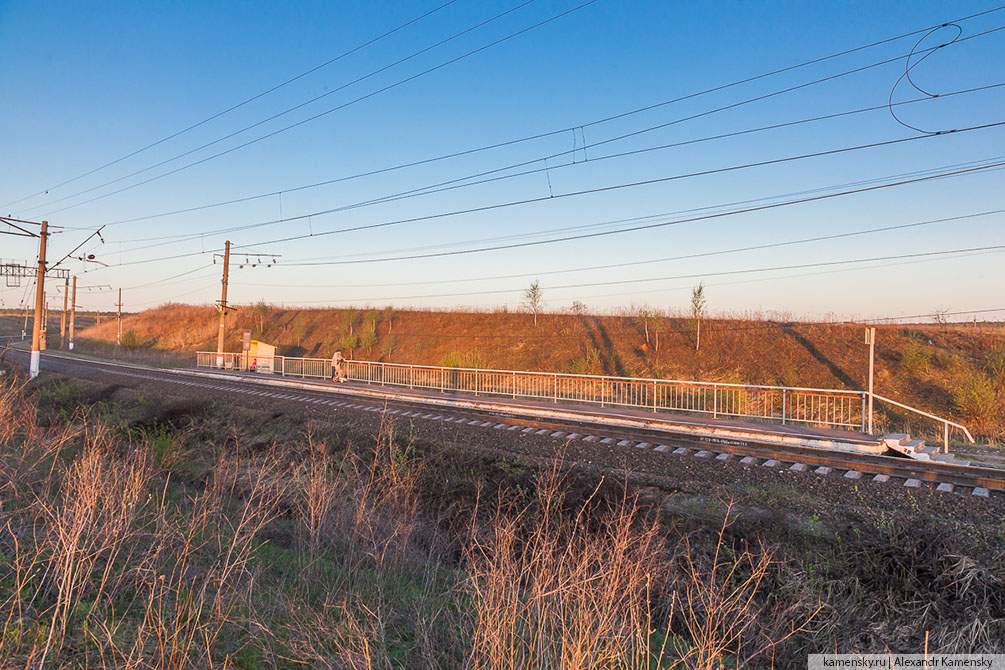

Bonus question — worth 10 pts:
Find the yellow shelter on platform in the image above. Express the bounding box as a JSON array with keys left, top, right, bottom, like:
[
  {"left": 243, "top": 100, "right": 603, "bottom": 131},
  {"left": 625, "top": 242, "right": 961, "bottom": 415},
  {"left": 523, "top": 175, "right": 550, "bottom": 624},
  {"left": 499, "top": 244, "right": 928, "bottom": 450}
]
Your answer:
[{"left": 247, "top": 340, "right": 277, "bottom": 373}]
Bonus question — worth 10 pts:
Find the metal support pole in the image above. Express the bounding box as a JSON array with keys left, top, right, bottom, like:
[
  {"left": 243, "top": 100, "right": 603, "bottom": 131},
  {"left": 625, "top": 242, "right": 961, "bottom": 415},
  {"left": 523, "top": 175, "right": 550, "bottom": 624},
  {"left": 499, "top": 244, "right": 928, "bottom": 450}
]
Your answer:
[
  {"left": 116, "top": 288, "right": 122, "bottom": 346},
  {"left": 68, "top": 276, "right": 76, "bottom": 351},
  {"left": 40, "top": 294, "right": 47, "bottom": 351},
  {"left": 29, "top": 220, "right": 48, "bottom": 378},
  {"left": 60, "top": 276, "right": 68, "bottom": 348},
  {"left": 216, "top": 240, "right": 231, "bottom": 368},
  {"left": 943, "top": 423, "right": 949, "bottom": 454},
  {"left": 866, "top": 327, "right": 875, "bottom": 434}
]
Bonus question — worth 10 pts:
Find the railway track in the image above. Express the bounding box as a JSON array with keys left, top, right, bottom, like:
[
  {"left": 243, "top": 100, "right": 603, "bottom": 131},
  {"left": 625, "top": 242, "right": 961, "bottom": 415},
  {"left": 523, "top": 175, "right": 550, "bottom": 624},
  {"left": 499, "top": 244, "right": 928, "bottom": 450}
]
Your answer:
[{"left": 6, "top": 347, "right": 1004, "bottom": 498}]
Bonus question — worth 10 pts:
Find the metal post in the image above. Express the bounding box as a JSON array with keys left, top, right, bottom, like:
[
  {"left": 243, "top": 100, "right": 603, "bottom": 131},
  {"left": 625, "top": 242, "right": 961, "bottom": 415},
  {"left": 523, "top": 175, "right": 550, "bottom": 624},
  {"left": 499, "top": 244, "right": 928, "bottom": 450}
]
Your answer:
[
  {"left": 40, "top": 294, "right": 47, "bottom": 351},
  {"left": 713, "top": 386, "right": 718, "bottom": 418},
  {"left": 512, "top": 371, "right": 516, "bottom": 399},
  {"left": 781, "top": 390, "right": 787, "bottom": 425},
  {"left": 866, "top": 327, "right": 875, "bottom": 434},
  {"left": 943, "top": 423, "right": 949, "bottom": 454},
  {"left": 652, "top": 379, "right": 657, "bottom": 413},
  {"left": 216, "top": 240, "right": 231, "bottom": 368},
  {"left": 68, "top": 276, "right": 76, "bottom": 351},
  {"left": 553, "top": 373, "right": 558, "bottom": 403},
  {"left": 116, "top": 288, "right": 122, "bottom": 346},
  {"left": 29, "top": 221, "right": 48, "bottom": 379},
  {"left": 60, "top": 276, "right": 68, "bottom": 348},
  {"left": 860, "top": 393, "right": 866, "bottom": 432},
  {"left": 440, "top": 367, "right": 444, "bottom": 393}
]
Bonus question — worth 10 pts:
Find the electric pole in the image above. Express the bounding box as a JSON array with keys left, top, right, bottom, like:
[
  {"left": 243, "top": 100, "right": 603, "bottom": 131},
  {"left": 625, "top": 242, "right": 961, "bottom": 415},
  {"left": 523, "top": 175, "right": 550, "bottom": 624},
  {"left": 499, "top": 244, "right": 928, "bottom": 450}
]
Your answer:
[
  {"left": 60, "top": 276, "right": 69, "bottom": 348},
  {"left": 216, "top": 240, "right": 231, "bottom": 367},
  {"left": 69, "top": 276, "right": 77, "bottom": 351},
  {"left": 30, "top": 220, "right": 48, "bottom": 378},
  {"left": 117, "top": 288, "right": 122, "bottom": 347}
]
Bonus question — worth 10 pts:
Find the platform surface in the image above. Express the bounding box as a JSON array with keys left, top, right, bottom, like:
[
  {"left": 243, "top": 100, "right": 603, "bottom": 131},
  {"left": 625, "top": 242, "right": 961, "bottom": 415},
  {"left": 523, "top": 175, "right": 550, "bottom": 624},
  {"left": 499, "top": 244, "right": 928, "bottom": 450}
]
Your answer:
[{"left": 190, "top": 366, "right": 886, "bottom": 451}]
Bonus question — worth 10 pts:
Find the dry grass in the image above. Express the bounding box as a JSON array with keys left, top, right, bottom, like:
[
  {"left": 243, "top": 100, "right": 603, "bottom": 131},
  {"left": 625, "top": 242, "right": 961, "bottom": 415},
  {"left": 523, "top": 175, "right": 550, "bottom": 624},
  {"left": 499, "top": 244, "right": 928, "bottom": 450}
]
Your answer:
[{"left": 8, "top": 373, "right": 998, "bottom": 668}]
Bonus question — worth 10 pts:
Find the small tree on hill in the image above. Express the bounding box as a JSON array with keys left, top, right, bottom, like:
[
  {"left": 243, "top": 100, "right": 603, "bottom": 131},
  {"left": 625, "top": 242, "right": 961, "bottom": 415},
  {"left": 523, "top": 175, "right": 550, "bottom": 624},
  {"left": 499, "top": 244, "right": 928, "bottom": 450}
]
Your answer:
[
  {"left": 524, "top": 280, "right": 543, "bottom": 327},
  {"left": 570, "top": 300, "right": 587, "bottom": 316},
  {"left": 342, "top": 309, "right": 360, "bottom": 336},
  {"left": 652, "top": 310, "right": 666, "bottom": 353},
  {"left": 690, "top": 282, "right": 706, "bottom": 352},
  {"left": 253, "top": 300, "right": 272, "bottom": 336},
  {"left": 636, "top": 307, "right": 653, "bottom": 345}
]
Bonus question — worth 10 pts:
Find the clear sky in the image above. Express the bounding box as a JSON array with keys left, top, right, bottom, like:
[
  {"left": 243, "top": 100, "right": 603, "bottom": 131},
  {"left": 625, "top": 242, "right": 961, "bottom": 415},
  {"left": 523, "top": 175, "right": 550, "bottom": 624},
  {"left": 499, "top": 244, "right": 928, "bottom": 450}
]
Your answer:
[{"left": 1, "top": 0, "right": 1003, "bottom": 320}]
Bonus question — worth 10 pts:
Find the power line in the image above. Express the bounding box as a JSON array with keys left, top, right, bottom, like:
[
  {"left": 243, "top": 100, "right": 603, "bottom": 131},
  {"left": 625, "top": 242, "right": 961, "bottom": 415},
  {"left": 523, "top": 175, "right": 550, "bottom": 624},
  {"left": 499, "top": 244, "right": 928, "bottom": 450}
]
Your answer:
[
  {"left": 276, "top": 244, "right": 1005, "bottom": 304},
  {"left": 23, "top": 7, "right": 1005, "bottom": 220},
  {"left": 89, "top": 80, "right": 1005, "bottom": 247},
  {"left": 84, "top": 152, "right": 1005, "bottom": 270},
  {"left": 0, "top": 0, "right": 463, "bottom": 210},
  {"left": 574, "top": 246, "right": 1005, "bottom": 302},
  {"left": 26, "top": 0, "right": 597, "bottom": 218},
  {"left": 231, "top": 208, "right": 1005, "bottom": 289},
  {"left": 252, "top": 125, "right": 1005, "bottom": 258},
  {"left": 45, "top": 14, "right": 1005, "bottom": 231}
]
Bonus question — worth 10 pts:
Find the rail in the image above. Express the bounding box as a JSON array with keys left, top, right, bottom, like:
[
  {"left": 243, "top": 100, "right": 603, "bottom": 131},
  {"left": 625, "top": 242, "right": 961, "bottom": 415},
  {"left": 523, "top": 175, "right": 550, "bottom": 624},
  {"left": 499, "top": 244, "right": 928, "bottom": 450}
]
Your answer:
[
  {"left": 196, "top": 351, "right": 866, "bottom": 430},
  {"left": 872, "top": 392, "right": 975, "bottom": 452}
]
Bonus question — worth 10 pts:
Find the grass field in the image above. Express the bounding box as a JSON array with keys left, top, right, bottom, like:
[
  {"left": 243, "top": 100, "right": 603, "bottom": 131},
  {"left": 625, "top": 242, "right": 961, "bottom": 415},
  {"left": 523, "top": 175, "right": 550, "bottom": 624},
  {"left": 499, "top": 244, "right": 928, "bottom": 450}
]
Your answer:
[{"left": 1, "top": 370, "right": 1003, "bottom": 668}]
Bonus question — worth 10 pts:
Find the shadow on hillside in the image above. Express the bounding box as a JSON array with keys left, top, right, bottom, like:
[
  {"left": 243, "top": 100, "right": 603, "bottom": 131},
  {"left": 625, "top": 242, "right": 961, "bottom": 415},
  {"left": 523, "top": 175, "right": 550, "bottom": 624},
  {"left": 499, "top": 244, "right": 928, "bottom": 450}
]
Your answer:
[
  {"left": 781, "top": 325, "right": 858, "bottom": 389},
  {"left": 580, "top": 316, "right": 627, "bottom": 377}
]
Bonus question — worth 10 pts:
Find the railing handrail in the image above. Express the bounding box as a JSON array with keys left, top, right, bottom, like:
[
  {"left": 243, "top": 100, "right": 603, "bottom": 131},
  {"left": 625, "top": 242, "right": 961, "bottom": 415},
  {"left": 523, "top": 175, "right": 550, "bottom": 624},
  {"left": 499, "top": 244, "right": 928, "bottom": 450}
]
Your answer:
[
  {"left": 871, "top": 392, "right": 975, "bottom": 444},
  {"left": 194, "top": 351, "right": 864, "bottom": 397}
]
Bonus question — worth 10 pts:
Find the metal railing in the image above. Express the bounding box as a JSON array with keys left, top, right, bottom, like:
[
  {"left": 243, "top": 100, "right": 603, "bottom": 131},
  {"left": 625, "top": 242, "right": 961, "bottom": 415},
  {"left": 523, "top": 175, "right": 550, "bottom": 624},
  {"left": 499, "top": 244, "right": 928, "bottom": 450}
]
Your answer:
[
  {"left": 872, "top": 393, "right": 975, "bottom": 452},
  {"left": 196, "top": 352, "right": 867, "bottom": 430}
]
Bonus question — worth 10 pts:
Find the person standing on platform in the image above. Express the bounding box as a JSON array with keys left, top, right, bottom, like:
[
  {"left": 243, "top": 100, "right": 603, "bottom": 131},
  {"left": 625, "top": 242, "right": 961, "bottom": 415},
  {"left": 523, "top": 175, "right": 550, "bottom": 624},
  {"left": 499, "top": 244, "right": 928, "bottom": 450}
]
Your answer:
[{"left": 331, "top": 350, "right": 346, "bottom": 383}]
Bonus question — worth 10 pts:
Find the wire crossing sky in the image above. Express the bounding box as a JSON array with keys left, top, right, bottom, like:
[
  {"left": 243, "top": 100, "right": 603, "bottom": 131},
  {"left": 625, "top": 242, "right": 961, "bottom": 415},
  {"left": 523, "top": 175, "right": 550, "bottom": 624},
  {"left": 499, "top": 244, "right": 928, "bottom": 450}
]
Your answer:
[{"left": 1, "top": 1, "right": 1003, "bottom": 320}]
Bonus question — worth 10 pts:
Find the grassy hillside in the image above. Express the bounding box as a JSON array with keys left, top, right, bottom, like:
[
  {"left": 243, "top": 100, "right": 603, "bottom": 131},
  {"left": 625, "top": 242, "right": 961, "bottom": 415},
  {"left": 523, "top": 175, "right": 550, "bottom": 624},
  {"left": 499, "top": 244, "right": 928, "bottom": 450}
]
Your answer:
[{"left": 77, "top": 303, "right": 1005, "bottom": 442}]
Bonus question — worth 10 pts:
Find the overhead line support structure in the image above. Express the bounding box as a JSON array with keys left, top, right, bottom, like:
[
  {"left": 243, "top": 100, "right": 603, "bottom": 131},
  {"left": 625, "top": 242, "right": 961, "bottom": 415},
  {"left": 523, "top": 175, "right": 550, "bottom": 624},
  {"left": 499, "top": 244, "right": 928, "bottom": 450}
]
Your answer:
[
  {"left": 1, "top": 216, "right": 59, "bottom": 379},
  {"left": 216, "top": 240, "right": 232, "bottom": 368},
  {"left": 31, "top": 221, "right": 48, "bottom": 376}
]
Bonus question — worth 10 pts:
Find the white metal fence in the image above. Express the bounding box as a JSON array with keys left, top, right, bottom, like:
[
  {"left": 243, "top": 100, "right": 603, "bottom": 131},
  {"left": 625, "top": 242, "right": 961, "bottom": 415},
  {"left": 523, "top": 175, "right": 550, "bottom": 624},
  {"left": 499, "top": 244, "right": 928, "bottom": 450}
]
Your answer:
[{"left": 197, "top": 351, "right": 867, "bottom": 430}]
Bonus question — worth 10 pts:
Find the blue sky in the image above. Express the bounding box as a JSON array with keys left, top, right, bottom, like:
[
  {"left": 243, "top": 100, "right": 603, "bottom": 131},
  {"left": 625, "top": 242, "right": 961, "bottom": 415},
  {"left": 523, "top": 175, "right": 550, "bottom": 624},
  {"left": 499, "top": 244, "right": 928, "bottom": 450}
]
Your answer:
[{"left": 1, "top": 0, "right": 1003, "bottom": 320}]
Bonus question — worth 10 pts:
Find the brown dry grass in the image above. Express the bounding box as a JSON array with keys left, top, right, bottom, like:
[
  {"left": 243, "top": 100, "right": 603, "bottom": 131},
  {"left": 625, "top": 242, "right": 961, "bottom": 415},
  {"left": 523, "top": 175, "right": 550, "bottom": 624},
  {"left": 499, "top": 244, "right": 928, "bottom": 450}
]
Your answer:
[{"left": 0, "top": 373, "right": 830, "bottom": 669}]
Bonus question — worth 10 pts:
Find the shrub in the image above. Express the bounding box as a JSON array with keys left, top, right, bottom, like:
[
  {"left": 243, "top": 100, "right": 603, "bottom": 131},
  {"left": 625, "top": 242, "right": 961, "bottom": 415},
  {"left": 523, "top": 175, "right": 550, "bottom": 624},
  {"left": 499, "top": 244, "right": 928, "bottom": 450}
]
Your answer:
[
  {"left": 900, "top": 338, "right": 930, "bottom": 375},
  {"left": 120, "top": 329, "right": 143, "bottom": 349},
  {"left": 952, "top": 373, "right": 998, "bottom": 426},
  {"left": 441, "top": 351, "right": 485, "bottom": 369},
  {"left": 358, "top": 330, "right": 378, "bottom": 351},
  {"left": 339, "top": 335, "right": 360, "bottom": 351},
  {"left": 986, "top": 348, "right": 1005, "bottom": 391},
  {"left": 566, "top": 346, "right": 601, "bottom": 375}
]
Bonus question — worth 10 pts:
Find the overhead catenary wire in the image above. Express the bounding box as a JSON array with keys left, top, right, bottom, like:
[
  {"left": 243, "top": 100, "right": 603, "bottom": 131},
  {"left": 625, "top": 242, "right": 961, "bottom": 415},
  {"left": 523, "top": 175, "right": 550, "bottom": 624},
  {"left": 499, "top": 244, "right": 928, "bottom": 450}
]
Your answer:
[
  {"left": 28, "top": 5, "right": 1005, "bottom": 225},
  {"left": 245, "top": 126, "right": 1005, "bottom": 258},
  {"left": 271, "top": 244, "right": 1005, "bottom": 304},
  {"left": 231, "top": 207, "right": 1005, "bottom": 290},
  {"left": 25, "top": 0, "right": 598, "bottom": 218},
  {"left": 0, "top": 0, "right": 464, "bottom": 210},
  {"left": 88, "top": 80, "right": 1005, "bottom": 247},
  {"left": 80, "top": 152, "right": 1005, "bottom": 271}
]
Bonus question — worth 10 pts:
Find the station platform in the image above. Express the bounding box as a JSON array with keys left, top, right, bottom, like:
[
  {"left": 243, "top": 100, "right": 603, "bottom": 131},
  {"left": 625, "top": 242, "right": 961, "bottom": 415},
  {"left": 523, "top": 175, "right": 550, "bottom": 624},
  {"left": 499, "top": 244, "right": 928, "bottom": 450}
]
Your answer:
[{"left": 182, "top": 366, "right": 890, "bottom": 456}]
